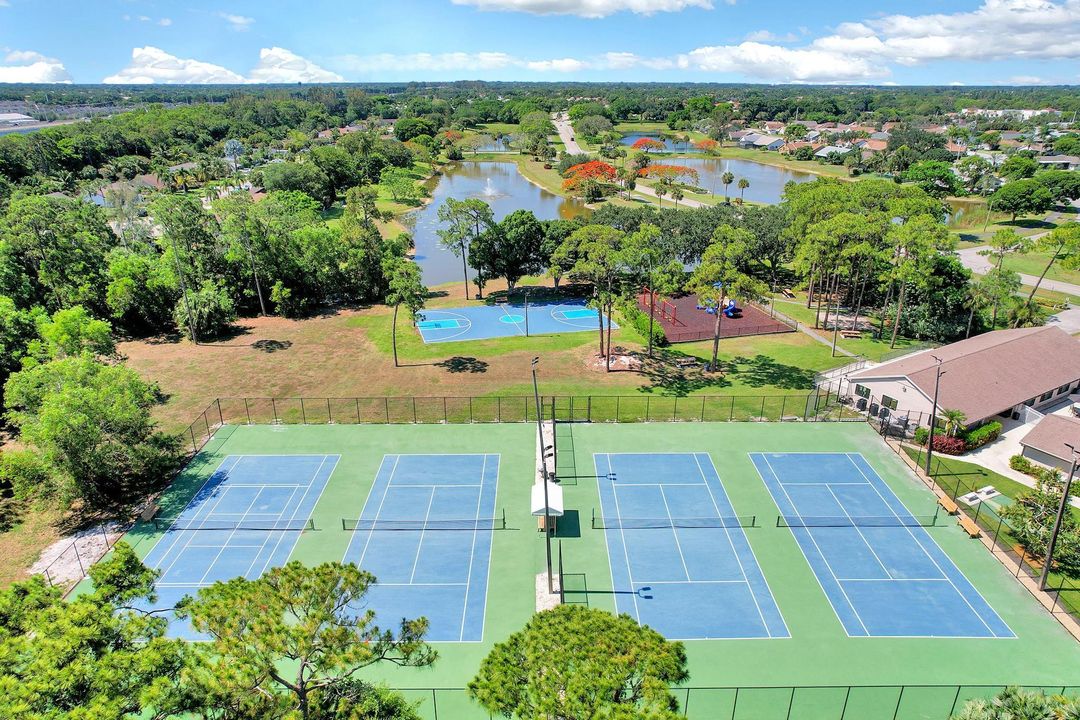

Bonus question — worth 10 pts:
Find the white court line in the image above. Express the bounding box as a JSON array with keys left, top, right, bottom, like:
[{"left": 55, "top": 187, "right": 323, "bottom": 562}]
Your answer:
[
  {"left": 496, "top": 303, "right": 527, "bottom": 337},
  {"left": 635, "top": 579, "right": 749, "bottom": 585},
  {"left": 658, "top": 486, "right": 692, "bottom": 582},
  {"left": 379, "top": 582, "right": 469, "bottom": 587},
  {"left": 417, "top": 310, "right": 473, "bottom": 343},
  {"left": 390, "top": 483, "right": 483, "bottom": 488},
  {"left": 458, "top": 454, "right": 487, "bottom": 642},
  {"left": 157, "top": 456, "right": 245, "bottom": 578},
  {"left": 759, "top": 453, "right": 869, "bottom": 637},
  {"left": 243, "top": 485, "right": 303, "bottom": 580},
  {"left": 196, "top": 485, "right": 270, "bottom": 585},
  {"left": 477, "top": 454, "right": 501, "bottom": 644},
  {"left": 824, "top": 485, "right": 893, "bottom": 580},
  {"left": 602, "top": 454, "right": 642, "bottom": 624},
  {"left": 844, "top": 454, "right": 1003, "bottom": 638},
  {"left": 692, "top": 453, "right": 771, "bottom": 635},
  {"left": 353, "top": 455, "right": 402, "bottom": 568},
  {"left": 408, "top": 488, "right": 438, "bottom": 583},
  {"left": 260, "top": 454, "right": 338, "bottom": 578}
]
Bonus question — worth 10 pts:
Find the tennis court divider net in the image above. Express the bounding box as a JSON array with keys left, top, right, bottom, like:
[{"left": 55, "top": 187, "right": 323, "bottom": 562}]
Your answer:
[
  {"left": 591, "top": 509, "right": 757, "bottom": 530},
  {"left": 776, "top": 514, "right": 937, "bottom": 528},
  {"left": 341, "top": 509, "right": 506, "bottom": 532},
  {"left": 154, "top": 518, "right": 316, "bottom": 531}
]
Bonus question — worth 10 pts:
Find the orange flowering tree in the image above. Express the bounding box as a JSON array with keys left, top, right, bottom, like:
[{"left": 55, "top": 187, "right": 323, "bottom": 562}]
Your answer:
[
  {"left": 639, "top": 164, "right": 700, "bottom": 185},
  {"left": 631, "top": 137, "right": 665, "bottom": 152},
  {"left": 693, "top": 139, "right": 719, "bottom": 154},
  {"left": 441, "top": 130, "right": 464, "bottom": 144},
  {"left": 562, "top": 160, "right": 618, "bottom": 191}
]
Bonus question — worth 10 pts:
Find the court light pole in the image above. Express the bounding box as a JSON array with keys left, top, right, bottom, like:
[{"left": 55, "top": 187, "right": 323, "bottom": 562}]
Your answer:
[
  {"left": 532, "top": 356, "right": 554, "bottom": 594},
  {"left": 924, "top": 355, "right": 945, "bottom": 477},
  {"left": 1040, "top": 443, "right": 1079, "bottom": 591}
]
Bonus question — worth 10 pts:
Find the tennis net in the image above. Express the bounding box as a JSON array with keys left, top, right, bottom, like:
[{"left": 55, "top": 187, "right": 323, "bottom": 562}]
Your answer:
[
  {"left": 154, "top": 518, "right": 316, "bottom": 531},
  {"left": 776, "top": 514, "right": 937, "bottom": 528},
  {"left": 342, "top": 510, "right": 506, "bottom": 532},
  {"left": 592, "top": 509, "right": 756, "bottom": 530}
]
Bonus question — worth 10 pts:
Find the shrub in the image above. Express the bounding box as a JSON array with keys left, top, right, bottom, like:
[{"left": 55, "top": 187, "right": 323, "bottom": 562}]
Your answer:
[
  {"left": 962, "top": 421, "right": 1002, "bottom": 450},
  {"left": 928, "top": 435, "right": 967, "bottom": 455},
  {"left": 557, "top": 153, "right": 592, "bottom": 175},
  {"left": 619, "top": 301, "right": 667, "bottom": 348},
  {"left": 1010, "top": 454, "right": 1035, "bottom": 475},
  {"left": 914, "top": 427, "right": 930, "bottom": 446}
]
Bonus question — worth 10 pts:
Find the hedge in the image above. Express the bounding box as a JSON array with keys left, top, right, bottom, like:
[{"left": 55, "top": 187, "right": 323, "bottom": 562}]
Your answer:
[
  {"left": 619, "top": 301, "right": 667, "bottom": 348},
  {"left": 914, "top": 420, "right": 1002, "bottom": 454},
  {"left": 1010, "top": 454, "right": 1063, "bottom": 484}
]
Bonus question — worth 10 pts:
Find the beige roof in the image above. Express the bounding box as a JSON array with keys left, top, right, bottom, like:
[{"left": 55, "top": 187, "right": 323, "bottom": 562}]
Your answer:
[
  {"left": 1020, "top": 414, "right": 1080, "bottom": 463},
  {"left": 850, "top": 326, "right": 1080, "bottom": 421}
]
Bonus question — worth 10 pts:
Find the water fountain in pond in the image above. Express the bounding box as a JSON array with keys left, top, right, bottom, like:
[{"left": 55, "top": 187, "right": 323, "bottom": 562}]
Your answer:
[{"left": 480, "top": 178, "right": 501, "bottom": 199}]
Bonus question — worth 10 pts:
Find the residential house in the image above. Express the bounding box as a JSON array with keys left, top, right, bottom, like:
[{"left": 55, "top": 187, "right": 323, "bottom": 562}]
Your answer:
[
  {"left": 855, "top": 139, "right": 888, "bottom": 153},
  {"left": 1019, "top": 414, "right": 1080, "bottom": 472},
  {"left": 0, "top": 112, "right": 35, "bottom": 126},
  {"left": 752, "top": 135, "right": 785, "bottom": 151},
  {"left": 1037, "top": 155, "right": 1080, "bottom": 170},
  {"left": 869, "top": 131, "right": 890, "bottom": 141},
  {"left": 814, "top": 145, "right": 849, "bottom": 159},
  {"left": 762, "top": 121, "right": 785, "bottom": 134},
  {"left": 845, "top": 326, "right": 1080, "bottom": 428}
]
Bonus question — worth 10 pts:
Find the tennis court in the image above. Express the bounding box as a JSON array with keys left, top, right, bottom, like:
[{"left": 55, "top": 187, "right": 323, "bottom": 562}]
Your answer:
[
  {"left": 594, "top": 452, "right": 788, "bottom": 640},
  {"left": 416, "top": 299, "right": 616, "bottom": 343},
  {"left": 751, "top": 452, "right": 1014, "bottom": 638},
  {"left": 137, "top": 454, "right": 338, "bottom": 638},
  {"left": 342, "top": 454, "right": 501, "bottom": 642}
]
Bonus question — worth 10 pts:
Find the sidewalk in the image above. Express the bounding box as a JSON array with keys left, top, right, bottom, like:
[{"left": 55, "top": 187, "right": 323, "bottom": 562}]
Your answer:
[{"left": 956, "top": 245, "right": 1080, "bottom": 298}]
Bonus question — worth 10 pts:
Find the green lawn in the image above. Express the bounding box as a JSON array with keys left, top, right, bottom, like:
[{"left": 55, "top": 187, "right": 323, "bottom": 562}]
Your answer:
[{"left": 1002, "top": 252, "right": 1080, "bottom": 288}]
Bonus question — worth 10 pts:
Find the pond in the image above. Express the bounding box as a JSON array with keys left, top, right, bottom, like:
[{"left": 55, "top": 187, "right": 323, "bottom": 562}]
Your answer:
[
  {"left": 646, "top": 157, "right": 816, "bottom": 205},
  {"left": 406, "top": 161, "right": 586, "bottom": 287}
]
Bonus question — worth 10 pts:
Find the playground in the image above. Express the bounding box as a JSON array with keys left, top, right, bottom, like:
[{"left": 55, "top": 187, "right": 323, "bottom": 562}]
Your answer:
[{"left": 638, "top": 289, "right": 795, "bottom": 343}]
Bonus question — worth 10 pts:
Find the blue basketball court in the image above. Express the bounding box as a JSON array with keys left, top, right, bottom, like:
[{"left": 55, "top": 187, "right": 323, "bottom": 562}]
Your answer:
[
  {"left": 342, "top": 454, "right": 500, "bottom": 642},
  {"left": 138, "top": 454, "right": 338, "bottom": 638},
  {"left": 416, "top": 299, "right": 616, "bottom": 343},
  {"left": 594, "top": 452, "right": 789, "bottom": 640},
  {"left": 751, "top": 452, "right": 1014, "bottom": 638}
]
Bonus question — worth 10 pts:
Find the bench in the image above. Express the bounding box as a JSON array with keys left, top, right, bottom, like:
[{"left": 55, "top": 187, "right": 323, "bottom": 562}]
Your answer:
[
  {"left": 958, "top": 515, "right": 981, "bottom": 538},
  {"left": 139, "top": 502, "right": 160, "bottom": 523},
  {"left": 781, "top": 288, "right": 796, "bottom": 299},
  {"left": 675, "top": 357, "right": 700, "bottom": 369},
  {"left": 937, "top": 495, "right": 959, "bottom": 515},
  {"left": 537, "top": 515, "right": 557, "bottom": 534},
  {"left": 839, "top": 330, "right": 862, "bottom": 339}
]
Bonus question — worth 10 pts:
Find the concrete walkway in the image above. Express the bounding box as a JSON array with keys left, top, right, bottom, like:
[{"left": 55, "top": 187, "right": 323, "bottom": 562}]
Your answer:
[
  {"left": 632, "top": 183, "right": 707, "bottom": 209},
  {"left": 552, "top": 113, "right": 583, "bottom": 155},
  {"left": 956, "top": 245, "right": 1080, "bottom": 297}
]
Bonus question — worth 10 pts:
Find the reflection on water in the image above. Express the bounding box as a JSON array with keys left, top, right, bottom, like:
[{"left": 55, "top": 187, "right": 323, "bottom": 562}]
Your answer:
[
  {"left": 406, "top": 162, "right": 586, "bottom": 286},
  {"left": 653, "top": 157, "right": 816, "bottom": 205},
  {"left": 618, "top": 132, "right": 693, "bottom": 153}
]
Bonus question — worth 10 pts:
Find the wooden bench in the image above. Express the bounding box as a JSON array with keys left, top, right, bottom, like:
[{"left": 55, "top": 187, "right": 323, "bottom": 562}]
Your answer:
[
  {"left": 958, "top": 515, "right": 981, "bottom": 538},
  {"left": 839, "top": 330, "right": 863, "bottom": 339},
  {"left": 139, "top": 502, "right": 160, "bottom": 523},
  {"left": 781, "top": 288, "right": 796, "bottom": 299},
  {"left": 937, "top": 495, "right": 959, "bottom": 515},
  {"left": 675, "top": 357, "right": 700, "bottom": 369}
]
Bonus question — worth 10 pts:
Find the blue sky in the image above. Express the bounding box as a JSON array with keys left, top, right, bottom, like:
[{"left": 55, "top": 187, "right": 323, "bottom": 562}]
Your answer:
[{"left": 1, "top": 0, "right": 1078, "bottom": 85}]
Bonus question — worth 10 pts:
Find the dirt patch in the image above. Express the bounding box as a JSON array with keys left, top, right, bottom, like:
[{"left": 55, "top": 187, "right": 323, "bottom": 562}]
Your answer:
[
  {"left": 28, "top": 521, "right": 126, "bottom": 592},
  {"left": 585, "top": 349, "right": 642, "bottom": 373}
]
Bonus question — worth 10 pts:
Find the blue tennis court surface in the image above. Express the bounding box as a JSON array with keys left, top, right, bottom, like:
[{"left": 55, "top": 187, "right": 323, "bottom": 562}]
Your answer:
[
  {"left": 342, "top": 454, "right": 499, "bottom": 642},
  {"left": 751, "top": 452, "right": 1013, "bottom": 638},
  {"left": 417, "top": 299, "right": 616, "bottom": 343},
  {"left": 595, "top": 453, "right": 788, "bottom": 640},
  {"left": 138, "top": 454, "right": 338, "bottom": 638}
]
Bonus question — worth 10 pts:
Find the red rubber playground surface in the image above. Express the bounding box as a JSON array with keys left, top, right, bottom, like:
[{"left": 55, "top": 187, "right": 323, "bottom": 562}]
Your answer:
[{"left": 638, "top": 292, "right": 795, "bottom": 343}]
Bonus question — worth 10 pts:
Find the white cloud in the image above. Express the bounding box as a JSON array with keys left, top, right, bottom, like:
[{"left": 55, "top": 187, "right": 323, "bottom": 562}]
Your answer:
[
  {"left": 103, "top": 46, "right": 245, "bottom": 84},
  {"left": 103, "top": 46, "right": 341, "bottom": 84},
  {"left": 525, "top": 57, "right": 588, "bottom": 72},
  {"left": 218, "top": 12, "right": 255, "bottom": 31},
  {"left": 812, "top": 0, "right": 1080, "bottom": 65},
  {"left": 159, "top": 18, "right": 172, "bottom": 26},
  {"left": 1004, "top": 75, "right": 1049, "bottom": 84},
  {"left": 336, "top": 52, "right": 517, "bottom": 73},
  {"left": 451, "top": 0, "right": 712, "bottom": 18},
  {"left": 0, "top": 50, "right": 72, "bottom": 83},
  {"left": 0, "top": 1, "right": 11, "bottom": 6},
  {"left": 681, "top": 42, "right": 886, "bottom": 82},
  {"left": 744, "top": 30, "right": 798, "bottom": 42},
  {"left": 247, "top": 47, "right": 343, "bottom": 83}
]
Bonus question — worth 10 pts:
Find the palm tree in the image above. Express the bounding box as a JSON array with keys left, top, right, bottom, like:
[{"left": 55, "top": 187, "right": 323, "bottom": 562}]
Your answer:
[
  {"left": 737, "top": 178, "right": 749, "bottom": 204},
  {"left": 671, "top": 186, "right": 684, "bottom": 210},
  {"left": 941, "top": 409, "right": 967, "bottom": 437},
  {"left": 654, "top": 181, "right": 668, "bottom": 208},
  {"left": 721, "top": 171, "right": 735, "bottom": 203}
]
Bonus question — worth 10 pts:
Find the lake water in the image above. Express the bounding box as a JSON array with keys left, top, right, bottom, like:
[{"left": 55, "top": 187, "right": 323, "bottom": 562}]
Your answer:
[
  {"left": 406, "top": 162, "right": 586, "bottom": 287},
  {"left": 618, "top": 132, "right": 695, "bottom": 153},
  {"left": 648, "top": 157, "right": 816, "bottom": 205}
]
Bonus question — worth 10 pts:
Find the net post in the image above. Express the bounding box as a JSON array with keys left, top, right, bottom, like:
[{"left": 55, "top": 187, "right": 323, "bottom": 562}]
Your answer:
[
  {"left": 592, "top": 508, "right": 597, "bottom": 529},
  {"left": 501, "top": 508, "right": 506, "bottom": 530}
]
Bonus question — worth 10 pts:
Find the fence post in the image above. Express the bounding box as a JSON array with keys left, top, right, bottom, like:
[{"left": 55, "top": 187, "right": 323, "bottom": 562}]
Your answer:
[
  {"left": 673, "top": 396, "right": 678, "bottom": 421},
  {"left": 412, "top": 397, "right": 417, "bottom": 424},
  {"left": 780, "top": 395, "right": 787, "bottom": 420},
  {"left": 785, "top": 687, "right": 796, "bottom": 720},
  {"left": 646, "top": 396, "right": 651, "bottom": 422},
  {"left": 327, "top": 398, "right": 332, "bottom": 423},
  {"left": 217, "top": 399, "right": 224, "bottom": 426},
  {"left": 244, "top": 398, "right": 251, "bottom": 424},
  {"left": 443, "top": 397, "right": 448, "bottom": 423},
  {"left": 729, "top": 396, "right": 735, "bottom": 422},
  {"left": 73, "top": 542, "right": 85, "bottom": 576},
  {"left": 432, "top": 689, "right": 438, "bottom": 720},
  {"left": 840, "top": 687, "right": 852, "bottom": 720},
  {"left": 384, "top": 397, "right": 390, "bottom": 424},
  {"left": 272, "top": 398, "right": 278, "bottom": 423},
  {"left": 355, "top": 398, "right": 361, "bottom": 423},
  {"left": 497, "top": 396, "right": 502, "bottom": 423},
  {"left": 300, "top": 398, "right": 307, "bottom": 424},
  {"left": 190, "top": 426, "right": 197, "bottom": 453},
  {"left": 700, "top": 396, "right": 706, "bottom": 422},
  {"left": 204, "top": 413, "right": 211, "bottom": 440},
  {"left": 469, "top": 397, "right": 473, "bottom": 423},
  {"left": 892, "top": 686, "right": 905, "bottom": 720},
  {"left": 588, "top": 396, "right": 592, "bottom": 423},
  {"left": 616, "top": 396, "right": 621, "bottom": 423},
  {"left": 949, "top": 687, "right": 963, "bottom": 717},
  {"left": 760, "top": 396, "right": 766, "bottom": 421}
]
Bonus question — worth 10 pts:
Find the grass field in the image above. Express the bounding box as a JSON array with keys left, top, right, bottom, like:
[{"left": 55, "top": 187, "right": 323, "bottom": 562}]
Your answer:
[{"left": 109, "top": 421, "right": 1080, "bottom": 720}]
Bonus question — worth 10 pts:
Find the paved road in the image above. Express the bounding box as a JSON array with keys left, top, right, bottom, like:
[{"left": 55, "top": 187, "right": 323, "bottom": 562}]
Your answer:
[
  {"left": 956, "top": 246, "right": 1080, "bottom": 297},
  {"left": 552, "top": 113, "right": 584, "bottom": 155},
  {"left": 632, "top": 183, "right": 707, "bottom": 209}
]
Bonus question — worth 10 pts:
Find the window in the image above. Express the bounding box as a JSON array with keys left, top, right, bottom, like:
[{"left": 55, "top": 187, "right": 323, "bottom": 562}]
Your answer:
[
  {"left": 1025, "top": 398, "right": 1036, "bottom": 407},
  {"left": 1061, "top": 383, "right": 1075, "bottom": 395},
  {"left": 855, "top": 384, "right": 871, "bottom": 399},
  {"left": 882, "top": 395, "right": 898, "bottom": 410},
  {"left": 1040, "top": 391, "right": 1054, "bottom": 402}
]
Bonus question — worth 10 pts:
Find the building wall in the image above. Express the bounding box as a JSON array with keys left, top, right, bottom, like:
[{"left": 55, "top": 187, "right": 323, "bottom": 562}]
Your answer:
[
  {"left": 1021, "top": 446, "right": 1074, "bottom": 473},
  {"left": 844, "top": 376, "right": 934, "bottom": 422}
]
